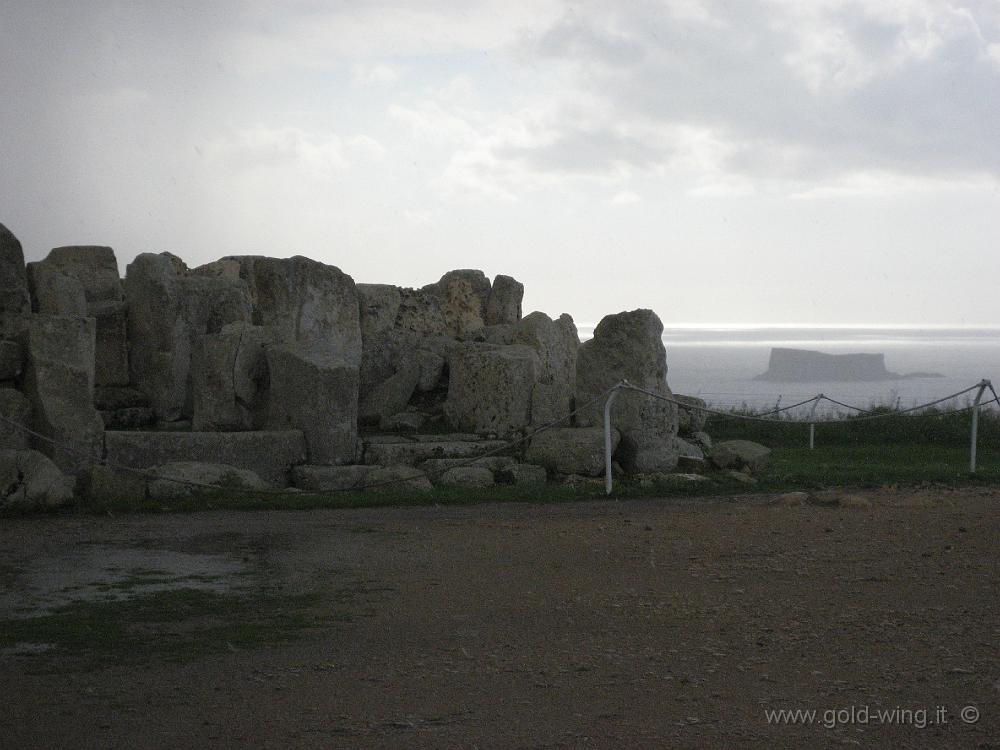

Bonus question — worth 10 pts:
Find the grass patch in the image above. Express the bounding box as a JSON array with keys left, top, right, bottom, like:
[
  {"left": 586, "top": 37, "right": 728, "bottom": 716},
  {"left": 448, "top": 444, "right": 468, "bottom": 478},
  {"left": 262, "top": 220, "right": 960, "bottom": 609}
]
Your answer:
[{"left": 0, "top": 587, "right": 330, "bottom": 668}]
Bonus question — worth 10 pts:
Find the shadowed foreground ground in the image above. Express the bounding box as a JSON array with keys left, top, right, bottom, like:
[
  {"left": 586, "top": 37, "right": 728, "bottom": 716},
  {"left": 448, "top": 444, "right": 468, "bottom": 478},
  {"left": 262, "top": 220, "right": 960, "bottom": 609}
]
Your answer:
[{"left": 2, "top": 487, "right": 999, "bottom": 749}]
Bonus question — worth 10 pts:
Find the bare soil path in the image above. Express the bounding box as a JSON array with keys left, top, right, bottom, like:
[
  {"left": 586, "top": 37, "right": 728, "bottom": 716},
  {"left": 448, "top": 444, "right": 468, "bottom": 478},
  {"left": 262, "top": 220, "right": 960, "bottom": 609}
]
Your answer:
[{"left": 2, "top": 487, "right": 999, "bottom": 748}]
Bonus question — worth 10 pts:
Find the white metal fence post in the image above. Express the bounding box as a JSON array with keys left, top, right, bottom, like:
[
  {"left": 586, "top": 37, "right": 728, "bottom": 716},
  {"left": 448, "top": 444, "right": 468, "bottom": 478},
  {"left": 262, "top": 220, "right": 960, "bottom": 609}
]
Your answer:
[
  {"left": 970, "top": 379, "right": 990, "bottom": 473},
  {"left": 604, "top": 383, "right": 624, "bottom": 495},
  {"left": 808, "top": 395, "right": 822, "bottom": 450}
]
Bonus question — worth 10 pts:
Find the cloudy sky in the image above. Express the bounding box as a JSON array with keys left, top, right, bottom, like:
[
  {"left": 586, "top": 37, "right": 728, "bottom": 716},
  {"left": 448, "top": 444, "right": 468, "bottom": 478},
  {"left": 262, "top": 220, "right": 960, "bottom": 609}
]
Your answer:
[{"left": 2, "top": 0, "right": 1000, "bottom": 326}]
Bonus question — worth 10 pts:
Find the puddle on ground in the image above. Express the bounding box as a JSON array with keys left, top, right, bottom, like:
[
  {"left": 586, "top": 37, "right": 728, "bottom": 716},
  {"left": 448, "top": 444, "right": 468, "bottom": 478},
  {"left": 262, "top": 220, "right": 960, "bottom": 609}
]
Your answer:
[{"left": 0, "top": 545, "right": 247, "bottom": 619}]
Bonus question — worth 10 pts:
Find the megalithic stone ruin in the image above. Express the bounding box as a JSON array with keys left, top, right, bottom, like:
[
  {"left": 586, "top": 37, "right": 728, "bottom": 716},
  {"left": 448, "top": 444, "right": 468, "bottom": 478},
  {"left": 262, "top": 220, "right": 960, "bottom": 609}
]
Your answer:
[{"left": 0, "top": 222, "right": 696, "bottom": 509}]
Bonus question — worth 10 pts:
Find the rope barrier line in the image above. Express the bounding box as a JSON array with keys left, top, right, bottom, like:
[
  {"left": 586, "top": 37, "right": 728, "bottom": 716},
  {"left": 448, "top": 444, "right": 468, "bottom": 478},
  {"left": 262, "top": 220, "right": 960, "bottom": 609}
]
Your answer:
[
  {"left": 754, "top": 395, "right": 822, "bottom": 418},
  {"left": 0, "top": 385, "right": 619, "bottom": 498}
]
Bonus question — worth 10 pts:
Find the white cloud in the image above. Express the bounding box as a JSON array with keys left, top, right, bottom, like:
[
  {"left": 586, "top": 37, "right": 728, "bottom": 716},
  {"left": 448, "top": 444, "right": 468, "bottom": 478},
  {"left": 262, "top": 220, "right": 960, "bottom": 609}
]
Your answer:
[
  {"left": 351, "top": 63, "right": 401, "bottom": 86},
  {"left": 610, "top": 190, "right": 641, "bottom": 204}
]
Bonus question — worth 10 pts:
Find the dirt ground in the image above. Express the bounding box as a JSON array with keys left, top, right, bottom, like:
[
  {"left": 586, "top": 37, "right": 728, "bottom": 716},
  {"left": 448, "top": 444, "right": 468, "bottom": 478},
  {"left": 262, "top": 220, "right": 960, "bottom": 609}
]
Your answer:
[{"left": 2, "top": 486, "right": 1000, "bottom": 749}]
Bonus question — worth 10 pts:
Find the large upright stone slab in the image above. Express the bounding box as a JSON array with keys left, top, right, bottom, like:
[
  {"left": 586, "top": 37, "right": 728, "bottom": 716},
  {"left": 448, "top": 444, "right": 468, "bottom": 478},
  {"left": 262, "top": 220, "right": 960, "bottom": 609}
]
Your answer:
[
  {"left": 444, "top": 343, "right": 540, "bottom": 436},
  {"left": 104, "top": 430, "right": 306, "bottom": 486},
  {"left": 126, "top": 253, "right": 251, "bottom": 421},
  {"left": 27, "top": 245, "right": 130, "bottom": 386},
  {"left": 486, "top": 274, "right": 523, "bottom": 325},
  {"left": 191, "top": 324, "right": 272, "bottom": 431},
  {"left": 423, "top": 269, "right": 491, "bottom": 339},
  {"left": 0, "top": 223, "right": 30, "bottom": 337},
  {"left": 219, "top": 255, "right": 362, "bottom": 365},
  {"left": 19, "top": 315, "right": 104, "bottom": 473},
  {"left": 576, "top": 309, "right": 679, "bottom": 473},
  {"left": 265, "top": 345, "right": 359, "bottom": 465},
  {"left": 0, "top": 387, "right": 31, "bottom": 450},
  {"left": 512, "top": 312, "right": 580, "bottom": 425}
]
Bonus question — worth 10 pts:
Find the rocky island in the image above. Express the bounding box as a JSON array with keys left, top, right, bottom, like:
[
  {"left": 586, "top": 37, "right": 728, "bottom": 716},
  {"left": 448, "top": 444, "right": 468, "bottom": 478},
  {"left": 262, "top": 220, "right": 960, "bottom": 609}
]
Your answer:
[{"left": 754, "top": 347, "right": 942, "bottom": 382}]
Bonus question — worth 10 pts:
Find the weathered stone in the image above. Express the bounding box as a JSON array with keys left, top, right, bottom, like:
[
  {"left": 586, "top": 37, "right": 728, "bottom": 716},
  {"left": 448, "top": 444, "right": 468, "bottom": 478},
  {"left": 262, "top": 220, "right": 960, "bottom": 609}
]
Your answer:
[
  {"left": 395, "top": 289, "right": 449, "bottom": 337},
  {"left": 513, "top": 312, "right": 579, "bottom": 389},
  {"left": 419, "top": 456, "right": 516, "bottom": 475},
  {"left": 360, "top": 363, "right": 420, "bottom": 424},
  {"left": 526, "top": 427, "right": 619, "bottom": 477},
  {"left": 126, "top": 253, "right": 251, "bottom": 421},
  {"left": 379, "top": 411, "right": 426, "bottom": 432},
  {"left": 0, "top": 223, "right": 30, "bottom": 335},
  {"left": 363, "top": 439, "right": 508, "bottom": 467},
  {"left": 365, "top": 465, "right": 433, "bottom": 493},
  {"left": 479, "top": 324, "right": 515, "bottom": 345},
  {"left": 191, "top": 324, "right": 271, "bottom": 431},
  {"left": 445, "top": 343, "right": 540, "bottom": 436},
  {"left": 423, "top": 270, "right": 491, "bottom": 339},
  {"left": 0, "top": 340, "right": 23, "bottom": 382},
  {"left": 80, "top": 465, "right": 147, "bottom": 504},
  {"left": 497, "top": 463, "right": 548, "bottom": 486},
  {"left": 0, "top": 449, "right": 74, "bottom": 508},
  {"left": 0, "top": 388, "right": 31, "bottom": 450},
  {"left": 218, "top": 255, "right": 362, "bottom": 365},
  {"left": 104, "top": 430, "right": 306, "bottom": 486},
  {"left": 292, "top": 464, "right": 382, "bottom": 492},
  {"left": 485, "top": 274, "right": 524, "bottom": 325},
  {"left": 437, "top": 466, "right": 494, "bottom": 487},
  {"left": 576, "top": 309, "right": 678, "bottom": 473},
  {"left": 675, "top": 394, "right": 708, "bottom": 435},
  {"left": 725, "top": 469, "right": 757, "bottom": 485},
  {"left": 413, "top": 349, "right": 446, "bottom": 392},
  {"left": 148, "top": 461, "right": 269, "bottom": 501},
  {"left": 265, "top": 345, "right": 358, "bottom": 465},
  {"left": 357, "top": 284, "right": 405, "bottom": 395},
  {"left": 530, "top": 382, "right": 575, "bottom": 426},
  {"left": 674, "top": 436, "right": 705, "bottom": 472},
  {"left": 99, "top": 407, "right": 156, "bottom": 430},
  {"left": 26, "top": 265, "right": 87, "bottom": 316},
  {"left": 709, "top": 440, "right": 772, "bottom": 474},
  {"left": 93, "top": 386, "right": 149, "bottom": 411},
  {"left": 19, "top": 316, "right": 104, "bottom": 473},
  {"left": 691, "top": 431, "right": 712, "bottom": 450},
  {"left": 28, "top": 246, "right": 130, "bottom": 386}
]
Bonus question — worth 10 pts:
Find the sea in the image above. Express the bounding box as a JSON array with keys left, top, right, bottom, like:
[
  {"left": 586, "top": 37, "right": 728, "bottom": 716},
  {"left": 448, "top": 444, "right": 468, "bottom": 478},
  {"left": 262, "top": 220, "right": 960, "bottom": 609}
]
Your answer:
[{"left": 577, "top": 326, "right": 1000, "bottom": 417}]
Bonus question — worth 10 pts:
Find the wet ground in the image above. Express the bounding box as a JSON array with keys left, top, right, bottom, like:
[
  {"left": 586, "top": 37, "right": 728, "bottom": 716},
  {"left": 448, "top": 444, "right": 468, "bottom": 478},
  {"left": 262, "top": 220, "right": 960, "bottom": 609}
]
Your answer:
[{"left": 2, "top": 487, "right": 999, "bottom": 748}]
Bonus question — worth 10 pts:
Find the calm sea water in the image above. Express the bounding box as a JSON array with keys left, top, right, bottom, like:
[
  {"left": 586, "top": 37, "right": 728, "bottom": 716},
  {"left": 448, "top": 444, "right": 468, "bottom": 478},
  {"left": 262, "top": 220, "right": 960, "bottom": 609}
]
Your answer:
[{"left": 578, "top": 326, "right": 1000, "bottom": 416}]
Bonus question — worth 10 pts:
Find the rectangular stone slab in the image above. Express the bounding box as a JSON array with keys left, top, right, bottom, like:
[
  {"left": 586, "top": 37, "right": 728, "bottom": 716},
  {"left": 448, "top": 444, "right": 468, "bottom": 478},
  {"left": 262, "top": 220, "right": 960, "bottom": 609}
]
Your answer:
[{"left": 104, "top": 430, "right": 306, "bottom": 486}]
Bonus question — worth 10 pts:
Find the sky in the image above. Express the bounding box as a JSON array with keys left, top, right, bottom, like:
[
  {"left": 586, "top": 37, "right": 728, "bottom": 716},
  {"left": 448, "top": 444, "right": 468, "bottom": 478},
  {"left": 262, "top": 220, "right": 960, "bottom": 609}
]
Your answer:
[{"left": 2, "top": 0, "right": 1000, "bottom": 327}]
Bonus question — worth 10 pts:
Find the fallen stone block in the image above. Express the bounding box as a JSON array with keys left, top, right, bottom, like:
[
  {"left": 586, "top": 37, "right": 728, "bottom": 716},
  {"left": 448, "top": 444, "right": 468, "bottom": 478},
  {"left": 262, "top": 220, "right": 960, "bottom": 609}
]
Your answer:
[
  {"left": 291, "top": 464, "right": 383, "bottom": 492},
  {"left": 709, "top": 440, "right": 772, "bottom": 474},
  {"left": 364, "top": 439, "right": 508, "bottom": 467},
  {"left": 437, "top": 466, "right": 494, "bottom": 488},
  {"left": 80, "top": 465, "right": 148, "bottom": 504},
  {"left": 526, "top": 427, "right": 619, "bottom": 477},
  {"left": 0, "top": 449, "right": 74, "bottom": 508},
  {"left": 364, "top": 465, "right": 433, "bottom": 493},
  {"left": 359, "top": 363, "right": 420, "bottom": 424},
  {"left": 148, "top": 461, "right": 269, "bottom": 501},
  {"left": 104, "top": 430, "right": 306, "bottom": 486}
]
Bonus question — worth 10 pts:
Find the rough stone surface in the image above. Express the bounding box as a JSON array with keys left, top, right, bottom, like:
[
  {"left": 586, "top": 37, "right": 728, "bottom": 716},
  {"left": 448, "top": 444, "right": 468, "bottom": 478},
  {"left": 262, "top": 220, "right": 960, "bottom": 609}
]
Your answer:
[
  {"left": 191, "top": 324, "right": 271, "bottom": 431},
  {"left": 513, "top": 312, "right": 579, "bottom": 390},
  {"left": 437, "top": 466, "right": 494, "bottom": 488},
  {"left": 423, "top": 270, "right": 491, "bottom": 339},
  {"left": 379, "top": 412, "right": 426, "bottom": 432},
  {"left": 526, "top": 427, "right": 619, "bottom": 477},
  {"left": 419, "top": 456, "right": 516, "bottom": 475},
  {"left": 81, "top": 465, "right": 147, "bottom": 504},
  {"left": 0, "top": 388, "right": 31, "bottom": 450},
  {"left": 710, "top": 440, "right": 772, "bottom": 474},
  {"left": 99, "top": 407, "right": 156, "bottom": 430},
  {"left": 28, "top": 246, "right": 130, "bottom": 386},
  {"left": 364, "top": 439, "right": 508, "bottom": 467},
  {"left": 292, "top": 464, "right": 382, "bottom": 492},
  {"left": 675, "top": 395, "right": 708, "bottom": 435},
  {"left": 445, "top": 343, "right": 540, "bottom": 436},
  {"left": 0, "top": 223, "right": 30, "bottom": 336},
  {"left": 576, "top": 309, "right": 678, "bottom": 473},
  {"left": 497, "top": 463, "right": 548, "bottom": 486},
  {"left": 0, "top": 340, "right": 23, "bottom": 382},
  {"left": 218, "top": 255, "right": 362, "bottom": 365},
  {"left": 691, "top": 431, "right": 713, "bottom": 450},
  {"left": 104, "top": 430, "right": 306, "bottom": 486},
  {"left": 148, "top": 461, "right": 269, "bottom": 501},
  {"left": 19, "top": 315, "right": 104, "bottom": 473},
  {"left": 365, "top": 465, "right": 433, "bottom": 493},
  {"left": 357, "top": 284, "right": 406, "bottom": 395},
  {"left": 93, "top": 386, "right": 148, "bottom": 411},
  {"left": 530, "top": 382, "right": 575, "bottom": 427},
  {"left": 0, "top": 449, "right": 74, "bottom": 508},
  {"left": 359, "top": 363, "right": 420, "bottom": 424},
  {"left": 485, "top": 274, "right": 524, "bottom": 326},
  {"left": 126, "top": 253, "right": 251, "bottom": 421},
  {"left": 265, "top": 345, "right": 359, "bottom": 465},
  {"left": 413, "top": 349, "right": 446, "bottom": 392}
]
